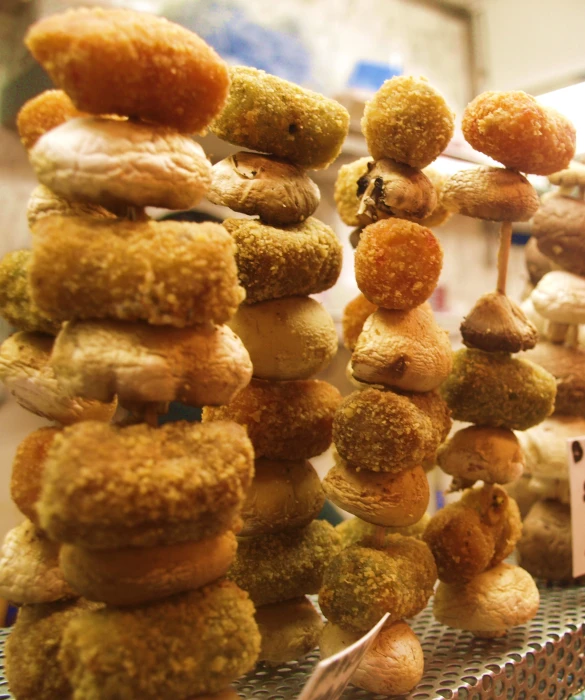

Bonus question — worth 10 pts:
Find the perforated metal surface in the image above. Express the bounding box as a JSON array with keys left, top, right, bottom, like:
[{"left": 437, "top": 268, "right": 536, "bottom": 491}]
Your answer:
[{"left": 0, "top": 584, "right": 584, "bottom": 699}]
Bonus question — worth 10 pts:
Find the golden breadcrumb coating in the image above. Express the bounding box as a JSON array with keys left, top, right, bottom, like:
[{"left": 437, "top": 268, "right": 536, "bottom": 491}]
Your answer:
[
  {"left": 17, "top": 90, "right": 84, "bottom": 150},
  {"left": 462, "top": 91, "right": 575, "bottom": 175},
  {"left": 319, "top": 537, "right": 437, "bottom": 632},
  {"left": 334, "top": 157, "right": 372, "bottom": 226},
  {"left": 25, "top": 8, "right": 229, "bottom": 133},
  {"left": 440, "top": 348, "right": 556, "bottom": 430},
  {"left": 222, "top": 217, "right": 342, "bottom": 304},
  {"left": 59, "top": 581, "right": 260, "bottom": 700},
  {"left": 0, "top": 250, "right": 60, "bottom": 335},
  {"left": 211, "top": 66, "right": 349, "bottom": 170},
  {"left": 203, "top": 378, "right": 341, "bottom": 460},
  {"left": 424, "top": 485, "right": 522, "bottom": 583},
  {"left": 342, "top": 293, "right": 377, "bottom": 350},
  {"left": 228, "top": 520, "right": 341, "bottom": 606},
  {"left": 38, "top": 420, "right": 254, "bottom": 549},
  {"left": 361, "top": 76, "right": 455, "bottom": 168},
  {"left": 336, "top": 514, "right": 430, "bottom": 548},
  {"left": 30, "top": 215, "right": 244, "bottom": 327},
  {"left": 355, "top": 219, "right": 443, "bottom": 310}
]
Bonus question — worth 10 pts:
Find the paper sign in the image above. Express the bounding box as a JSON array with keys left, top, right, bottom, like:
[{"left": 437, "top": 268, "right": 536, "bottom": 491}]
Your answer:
[
  {"left": 297, "top": 613, "right": 390, "bottom": 700},
  {"left": 568, "top": 436, "right": 585, "bottom": 578}
]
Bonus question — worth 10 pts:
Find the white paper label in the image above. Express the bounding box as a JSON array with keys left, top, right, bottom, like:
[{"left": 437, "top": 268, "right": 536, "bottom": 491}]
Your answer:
[
  {"left": 568, "top": 436, "right": 585, "bottom": 578},
  {"left": 297, "top": 613, "right": 390, "bottom": 700}
]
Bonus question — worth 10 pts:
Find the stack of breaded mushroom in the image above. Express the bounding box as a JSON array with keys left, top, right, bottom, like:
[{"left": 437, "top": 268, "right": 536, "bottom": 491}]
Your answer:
[
  {"left": 0, "top": 8, "right": 265, "bottom": 700},
  {"left": 201, "top": 66, "right": 349, "bottom": 666},
  {"left": 426, "top": 90, "right": 575, "bottom": 638},
  {"left": 314, "top": 76, "right": 457, "bottom": 697}
]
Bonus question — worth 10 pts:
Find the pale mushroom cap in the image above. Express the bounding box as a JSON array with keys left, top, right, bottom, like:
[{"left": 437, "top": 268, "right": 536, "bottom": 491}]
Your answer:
[
  {"left": 520, "top": 297, "right": 548, "bottom": 340},
  {"left": 434, "top": 562, "right": 540, "bottom": 635},
  {"left": 548, "top": 161, "right": 585, "bottom": 188},
  {"left": 516, "top": 415, "right": 585, "bottom": 480},
  {"left": 531, "top": 270, "right": 585, "bottom": 324},
  {"left": 352, "top": 303, "right": 453, "bottom": 392},
  {"left": 27, "top": 184, "right": 115, "bottom": 228},
  {"left": 207, "top": 152, "right": 320, "bottom": 226},
  {"left": 30, "top": 116, "right": 212, "bottom": 210},
  {"left": 320, "top": 621, "right": 424, "bottom": 696}
]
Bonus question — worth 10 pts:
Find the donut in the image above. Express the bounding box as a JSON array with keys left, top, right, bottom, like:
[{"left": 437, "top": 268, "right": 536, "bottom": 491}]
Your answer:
[
  {"left": 25, "top": 7, "right": 230, "bottom": 133},
  {"left": 27, "top": 184, "right": 115, "bottom": 228},
  {"left": 37, "top": 420, "right": 254, "bottom": 549},
  {"left": 210, "top": 66, "right": 349, "bottom": 170},
  {"left": 29, "top": 215, "right": 244, "bottom": 327},
  {"left": 17, "top": 89, "right": 84, "bottom": 150},
  {"left": 203, "top": 378, "right": 342, "bottom": 461},
  {"left": 222, "top": 217, "right": 342, "bottom": 304}
]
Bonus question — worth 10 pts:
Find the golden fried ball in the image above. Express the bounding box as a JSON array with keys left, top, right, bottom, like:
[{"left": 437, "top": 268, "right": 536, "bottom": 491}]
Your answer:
[{"left": 17, "top": 89, "right": 84, "bottom": 150}]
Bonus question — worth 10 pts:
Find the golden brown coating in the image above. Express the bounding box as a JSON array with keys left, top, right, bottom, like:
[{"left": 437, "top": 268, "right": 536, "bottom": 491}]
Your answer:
[
  {"left": 318, "top": 537, "right": 437, "bottom": 632},
  {"left": 5, "top": 599, "right": 99, "bottom": 700},
  {"left": 0, "top": 249, "right": 60, "bottom": 335},
  {"left": 342, "top": 293, "right": 377, "bottom": 351},
  {"left": 423, "top": 485, "right": 522, "bottom": 583},
  {"left": 27, "top": 184, "right": 114, "bottom": 229},
  {"left": 25, "top": 8, "right": 229, "bottom": 133},
  {"left": 59, "top": 531, "right": 237, "bottom": 606},
  {"left": 222, "top": 217, "right": 342, "bottom": 304},
  {"left": 355, "top": 219, "right": 443, "bottom": 310},
  {"left": 59, "top": 581, "right": 260, "bottom": 699},
  {"left": 30, "top": 215, "right": 244, "bottom": 327},
  {"left": 11, "top": 427, "right": 60, "bottom": 527},
  {"left": 336, "top": 514, "right": 430, "bottom": 549},
  {"left": 531, "top": 195, "right": 585, "bottom": 276},
  {"left": 210, "top": 66, "right": 349, "bottom": 170},
  {"left": 361, "top": 76, "right": 455, "bottom": 168},
  {"left": 334, "top": 157, "right": 373, "bottom": 226},
  {"left": 203, "top": 378, "right": 342, "bottom": 461},
  {"left": 17, "top": 89, "right": 84, "bottom": 150},
  {"left": 462, "top": 91, "right": 575, "bottom": 175},
  {"left": 38, "top": 420, "right": 254, "bottom": 549}
]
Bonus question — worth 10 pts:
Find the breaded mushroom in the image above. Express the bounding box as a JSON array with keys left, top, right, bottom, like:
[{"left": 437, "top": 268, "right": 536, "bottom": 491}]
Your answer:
[
  {"left": 334, "top": 157, "right": 373, "bottom": 226},
  {"left": 336, "top": 514, "right": 430, "bottom": 549},
  {"left": 341, "top": 293, "right": 377, "bottom": 351},
  {"left": 17, "top": 89, "right": 84, "bottom": 150}
]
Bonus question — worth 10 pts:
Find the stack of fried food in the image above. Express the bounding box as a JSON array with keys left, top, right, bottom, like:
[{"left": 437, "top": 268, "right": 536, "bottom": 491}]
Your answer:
[
  {"left": 0, "top": 8, "right": 265, "bottom": 700},
  {"left": 200, "top": 66, "right": 348, "bottom": 666},
  {"left": 426, "top": 90, "right": 575, "bottom": 638},
  {"left": 313, "top": 76, "right": 457, "bottom": 697}
]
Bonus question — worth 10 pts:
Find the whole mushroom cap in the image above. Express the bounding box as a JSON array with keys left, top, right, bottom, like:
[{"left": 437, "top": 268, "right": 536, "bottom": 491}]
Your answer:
[
  {"left": 525, "top": 236, "right": 556, "bottom": 287},
  {"left": 548, "top": 161, "right": 585, "bottom": 188},
  {"left": 531, "top": 270, "right": 585, "bottom": 324},
  {"left": 531, "top": 196, "right": 585, "bottom": 276}
]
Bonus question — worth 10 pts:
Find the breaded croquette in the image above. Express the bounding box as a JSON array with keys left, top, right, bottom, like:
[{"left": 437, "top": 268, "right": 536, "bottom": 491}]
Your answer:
[
  {"left": 59, "top": 581, "right": 260, "bottom": 699},
  {"left": 29, "top": 215, "right": 245, "bottom": 327},
  {"left": 38, "top": 420, "right": 254, "bottom": 549},
  {"left": 334, "top": 157, "right": 372, "bottom": 226},
  {"left": 17, "top": 89, "right": 84, "bottom": 150},
  {"left": 222, "top": 217, "right": 342, "bottom": 304},
  {"left": 228, "top": 520, "right": 341, "bottom": 606},
  {"left": 203, "top": 378, "right": 342, "bottom": 461},
  {"left": 210, "top": 66, "right": 349, "bottom": 170},
  {"left": 319, "top": 537, "right": 437, "bottom": 632},
  {"left": 336, "top": 514, "right": 430, "bottom": 549},
  {"left": 424, "top": 484, "right": 522, "bottom": 583},
  {"left": 341, "top": 293, "right": 377, "bottom": 351}
]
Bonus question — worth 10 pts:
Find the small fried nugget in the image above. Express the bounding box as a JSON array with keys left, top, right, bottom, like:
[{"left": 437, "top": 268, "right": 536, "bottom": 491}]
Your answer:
[
  {"left": 222, "top": 217, "right": 342, "bottom": 304},
  {"left": 5, "top": 599, "right": 99, "bottom": 700},
  {"left": 355, "top": 219, "right": 443, "bottom": 310},
  {"left": 361, "top": 76, "right": 455, "bottom": 168},
  {"left": 336, "top": 514, "right": 430, "bottom": 549},
  {"left": 26, "top": 8, "right": 229, "bottom": 133},
  {"left": 0, "top": 250, "right": 60, "bottom": 335},
  {"left": 440, "top": 348, "right": 557, "bottom": 430},
  {"left": 59, "top": 581, "right": 260, "bottom": 700},
  {"left": 38, "top": 420, "right": 254, "bottom": 549},
  {"left": 30, "top": 215, "right": 244, "bottom": 327},
  {"left": 228, "top": 520, "right": 341, "bottom": 606},
  {"left": 27, "top": 184, "right": 114, "bottom": 228},
  {"left": 342, "top": 293, "right": 377, "bottom": 351},
  {"left": 319, "top": 537, "right": 437, "bottom": 632},
  {"left": 462, "top": 91, "right": 575, "bottom": 175},
  {"left": 17, "top": 89, "right": 84, "bottom": 150},
  {"left": 211, "top": 66, "right": 349, "bottom": 170},
  {"left": 203, "top": 378, "right": 342, "bottom": 461},
  {"left": 334, "top": 157, "right": 372, "bottom": 226},
  {"left": 424, "top": 484, "right": 522, "bottom": 583}
]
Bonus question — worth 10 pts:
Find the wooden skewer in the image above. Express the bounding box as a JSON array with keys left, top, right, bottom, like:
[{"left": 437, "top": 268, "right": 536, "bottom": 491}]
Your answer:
[{"left": 496, "top": 221, "right": 513, "bottom": 295}]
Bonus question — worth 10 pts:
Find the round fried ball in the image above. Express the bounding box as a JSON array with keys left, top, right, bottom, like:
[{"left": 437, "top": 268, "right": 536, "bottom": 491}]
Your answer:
[
  {"left": 355, "top": 219, "right": 443, "bottom": 310},
  {"left": 361, "top": 76, "right": 455, "bottom": 168},
  {"left": 342, "top": 293, "right": 377, "bottom": 351},
  {"left": 17, "top": 89, "right": 84, "bottom": 150},
  {"left": 334, "top": 157, "right": 372, "bottom": 226}
]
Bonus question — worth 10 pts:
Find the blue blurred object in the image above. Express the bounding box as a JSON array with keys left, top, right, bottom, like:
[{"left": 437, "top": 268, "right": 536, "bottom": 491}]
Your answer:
[{"left": 347, "top": 60, "right": 402, "bottom": 93}]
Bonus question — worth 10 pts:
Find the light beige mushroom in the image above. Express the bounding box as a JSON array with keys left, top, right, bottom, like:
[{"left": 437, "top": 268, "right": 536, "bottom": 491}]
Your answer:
[
  {"left": 320, "top": 620, "right": 424, "bottom": 696},
  {"left": 531, "top": 195, "right": 585, "bottom": 276},
  {"left": 0, "top": 519, "right": 77, "bottom": 604},
  {"left": 525, "top": 235, "right": 556, "bottom": 286},
  {"left": 27, "top": 184, "right": 115, "bottom": 228},
  {"left": 29, "top": 116, "right": 212, "bottom": 211},
  {"left": 351, "top": 303, "right": 452, "bottom": 392},
  {"left": 437, "top": 425, "right": 524, "bottom": 484},
  {"left": 531, "top": 270, "right": 585, "bottom": 343},
  {"left": 548, "top": 160, "right": 585, "bottom": 189},
  {"left": 0, "top": 332, "right": 117, "bottom": 425},
  {"left": 433, "top": 562, "right": 540, "bottom": 637},
  {"left": 441, "top": 166, "right": 539, "bottom": 221},
  {"left": 227, "top": 297, "right": 337, "bottom": 381},
  {"left": 520, "top": 296, "right": 549, "bottom": 340},
  {"left": 50, "top": 319, "right": 252, "bottom": 407},
  {"left": 207, "top": 152, "right": 320, "bottom": 226}
]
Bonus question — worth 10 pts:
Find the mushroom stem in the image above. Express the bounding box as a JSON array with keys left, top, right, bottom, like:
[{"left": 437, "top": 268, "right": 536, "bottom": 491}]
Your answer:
[
  {"left": 548, "top": 321, "right": 569, "bottom": 344},
  {"left": 372, "top": 525, "right": 387, "bottom": 549},
  {"left": 565, "top": 324, "right": 580, "bottom": 348},
  {"left": 496, "top": 221, "right": 513, "bottom": 295}
]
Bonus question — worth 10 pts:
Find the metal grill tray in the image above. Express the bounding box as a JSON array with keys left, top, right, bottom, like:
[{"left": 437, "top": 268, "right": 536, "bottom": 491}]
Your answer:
[{"left": 1, "top": 581, "right": 585, "bottom": 700}]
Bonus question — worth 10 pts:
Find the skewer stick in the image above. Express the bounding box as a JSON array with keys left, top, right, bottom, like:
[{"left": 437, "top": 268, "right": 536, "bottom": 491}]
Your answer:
[
  {"left": 373, "top": 525, "right": 386, "bottom": 549},
  {"left": 496, "top": 221, "right": 513, "bottom": 295}
]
